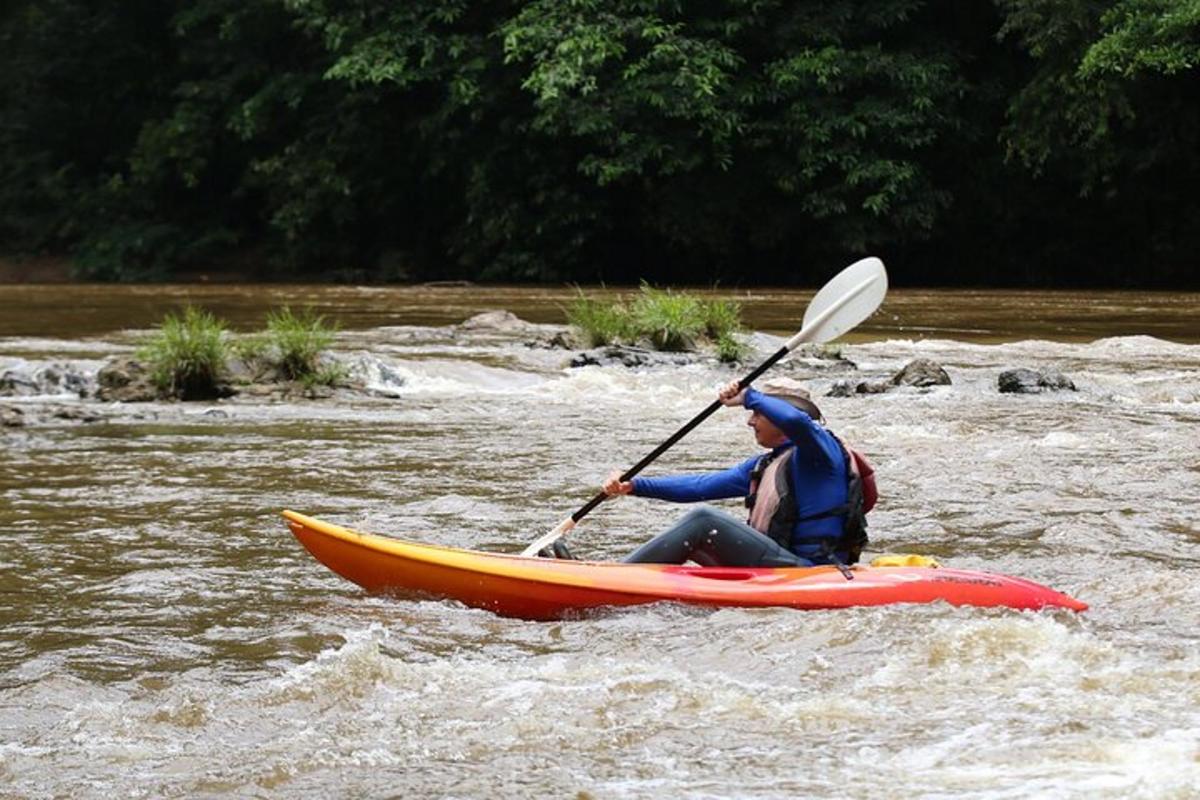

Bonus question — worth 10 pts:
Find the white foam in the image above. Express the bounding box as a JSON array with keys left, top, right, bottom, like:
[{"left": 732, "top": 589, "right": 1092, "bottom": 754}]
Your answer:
[{"left": 347, "top": 352, "right": 546, "bottom": 397}]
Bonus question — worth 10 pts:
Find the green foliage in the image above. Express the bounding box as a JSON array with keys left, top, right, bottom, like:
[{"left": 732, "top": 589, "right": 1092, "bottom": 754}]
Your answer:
[
  {"left": 995, "top": 0, "right": 1200, "bottom": 280},
  {"left": 629, "top": 284, "right": 706, "bottom": 351},
  {"left": 698, "top": 298, "right": 744, "bottom": 342},
  {"left": 567, "top": 285, "right": 747, "bottom": 357},
  {"left": 702, "top": 298, "right": 747, "bottom": 361},
  {"left": 998, "top": 0, "right": 1200, "bottom": 177},
  {"left": 0, "top": 0, "right": 1197, "bottom": 285},
  {"left": 498, "top": 0, "right": 966, "bottom": 256},
  {"left": 299, "top": 362, "right": 350, "bottom": 392},
  {"left": 1082, "top": 0, "right": 1200, "bottom": 78},
  {"left": 230, "top": 333, "right": 273, "bottom": 382},
  {"left": 138, "top": 307, "right": 229, "bottom": 398},
  {"left": 135, "top": 305, "right": 346, "bottom": 396},
  {"left": 231, "top": 333, "right": 269, "bottom": 364},
  {"left": 266, "top": 306, "right": 340, "bottom": 382},
  {"left": 564, "top": 292, "right": 634, "bottom": 346},
  {"left": 714, "top": 332, "right": 746, "bottom": 363}
]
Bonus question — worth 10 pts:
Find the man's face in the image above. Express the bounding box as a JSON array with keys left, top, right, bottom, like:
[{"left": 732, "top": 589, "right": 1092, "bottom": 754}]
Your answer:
[{"left": 747, "top": 410, "right": 788, "bottom": 449}]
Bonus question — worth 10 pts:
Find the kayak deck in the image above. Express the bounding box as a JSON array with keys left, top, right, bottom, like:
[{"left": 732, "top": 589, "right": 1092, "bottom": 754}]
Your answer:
[{"left": 283, "top": 510, "right": 1087, "bottom": 620}]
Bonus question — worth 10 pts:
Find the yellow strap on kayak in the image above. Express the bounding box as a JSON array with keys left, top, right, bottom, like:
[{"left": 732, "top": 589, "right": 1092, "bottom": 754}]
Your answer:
[{"left": 870, "top": 553, "right": 942, "bottom": 568}]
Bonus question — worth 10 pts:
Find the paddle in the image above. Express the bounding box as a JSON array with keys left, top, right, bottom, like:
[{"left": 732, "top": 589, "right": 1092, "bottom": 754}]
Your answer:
[{"left": 520, "top": 256, "right": 889, "bottom": 558}]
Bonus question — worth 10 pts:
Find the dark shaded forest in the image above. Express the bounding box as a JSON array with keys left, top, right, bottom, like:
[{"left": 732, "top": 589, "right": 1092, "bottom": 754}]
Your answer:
[{"left": 1, "top": 0, "right": 1197, "bottom": 287}]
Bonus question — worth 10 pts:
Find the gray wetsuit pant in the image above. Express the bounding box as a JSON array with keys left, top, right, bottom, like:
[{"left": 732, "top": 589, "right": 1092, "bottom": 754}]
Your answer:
[{"left": 622, "top": 505, "right": 811, "bottom": 567}]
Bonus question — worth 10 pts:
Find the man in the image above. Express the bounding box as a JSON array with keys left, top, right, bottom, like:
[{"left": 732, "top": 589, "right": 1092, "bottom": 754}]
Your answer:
[{"left": 601, "top": 377, "right": 861, "bottom": 567}]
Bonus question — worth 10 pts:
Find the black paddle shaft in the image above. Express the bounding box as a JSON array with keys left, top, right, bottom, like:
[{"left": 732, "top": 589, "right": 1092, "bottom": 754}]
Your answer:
[{"left": 568, "top": 344, "right": 791, "bottom": 524}]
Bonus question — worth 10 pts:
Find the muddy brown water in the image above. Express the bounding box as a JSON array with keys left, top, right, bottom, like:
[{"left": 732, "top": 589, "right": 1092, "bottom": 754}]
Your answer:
[{"left": 1, "top": 284, "right": 1198, "bottom": 798}]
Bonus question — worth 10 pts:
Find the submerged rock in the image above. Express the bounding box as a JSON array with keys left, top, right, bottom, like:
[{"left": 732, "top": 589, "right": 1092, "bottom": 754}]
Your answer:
[
  {"left": 0, "top": 370, "right": 38, "bottom": 396},
  {"left": 826, "top": 379, "right": 855, "bottom": 398},
  {"left": 0, "top": 363, "right": 93, "bottom": 397},
  {"left": 998, "top": 368, "right": 1077, "bottom": 394},
  {"left": 226, "top": 355, "right": 279, "bottom": 385},
  {"left": 457, "top": 310, "right": 539, "bottom": 333},
  {"left": 301, "top": 384, "right": 335, "bottom": 399},
  {"left": 525, "top": 330, "right": 575, "bottom": 350},
  {"left": 96, "top": 357, "right": 160, "bottom": 402},
  {"left": 893, "top": 358, "right": 952, "bottom": 387},
  {"left": 41, "top": 364, "right": 92, "bottom": 396},
  {"left": 97, "top": 356, "right": 241, "bottom": 401},
  {"left": 569, "top": 345, "right": 695, "bottom": 369},
  {"left": 790, "top": 344, "right": 859, "bottom": 370},
  {"left": 175, "top": 379, "right": 236, "bottom": 402},
  {"left": 47, "top": 404, "right": 103, "bottom": 423},
  {"left": 853, "top": 379, "right": 893, "bottom": 395},
  {"left": 343, "top": 352, "right": 408, "bottom": 397},
  {"left": 1, "top": 402, "right": 103, "bottom": 426},
  {"left": 846, "top": 358, "right": 952, "bottom": 395}
]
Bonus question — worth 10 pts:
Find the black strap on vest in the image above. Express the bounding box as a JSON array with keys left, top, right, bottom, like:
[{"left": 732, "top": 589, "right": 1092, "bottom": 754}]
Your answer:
[
  {"left": 744, "top": 448, "right": 787, "bottom": 511},
  {"left": 746, "top": 444, "right": 867, "bottom": 581}
]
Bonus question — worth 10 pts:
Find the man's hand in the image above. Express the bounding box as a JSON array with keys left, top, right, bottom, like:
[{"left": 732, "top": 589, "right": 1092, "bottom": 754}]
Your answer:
[
  {"left": 602, "top": 469, "right": 634, "bottom": 496},
  {"left": 719, "top": 379, "right": 747, "bottom": 407}
]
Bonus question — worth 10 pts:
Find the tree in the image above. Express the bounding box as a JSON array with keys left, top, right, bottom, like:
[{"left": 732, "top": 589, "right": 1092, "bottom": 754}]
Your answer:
[
  {"left": 997, "top": 0, "right": 1199, "bottom": 283},
  {"left": 1, "top": 0, "right": 1195, "bottom": 285}
]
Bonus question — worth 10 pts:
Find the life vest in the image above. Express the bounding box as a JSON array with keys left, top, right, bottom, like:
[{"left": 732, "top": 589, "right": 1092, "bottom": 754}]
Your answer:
[
  {"left": 745, "top": 447, "right": 798, "bottom": 548},
  {"left": 745, "top": 436, "right": 877, "bottom": 565}
]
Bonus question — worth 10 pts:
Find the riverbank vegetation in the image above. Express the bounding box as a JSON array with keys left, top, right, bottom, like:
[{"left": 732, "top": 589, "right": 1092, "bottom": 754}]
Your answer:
[
  {"left": 139, "top": 308, "right": 229, "bottom": 399},
  {"left": 265, "top": 307, "right": 347, "bottom": 388},
  {"left": 140, "top": 306, "right": 343, "bottom": 398},
  {"left": 1, "top": 1, "right": 1196, "bottom": 288},
  {"left": 566, "top": 286, "right": 747, "bottom": 361}
]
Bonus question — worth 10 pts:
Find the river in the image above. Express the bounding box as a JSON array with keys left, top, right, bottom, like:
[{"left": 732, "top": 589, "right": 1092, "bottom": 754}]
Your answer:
[{"left": 1, "top": 283, "right": 1198, "bottom": 798}]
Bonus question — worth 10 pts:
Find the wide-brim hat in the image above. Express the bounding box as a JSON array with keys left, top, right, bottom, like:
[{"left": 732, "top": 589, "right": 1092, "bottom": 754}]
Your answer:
[{"left": 760, "top": 377, "right": 822, "bottom": 421}]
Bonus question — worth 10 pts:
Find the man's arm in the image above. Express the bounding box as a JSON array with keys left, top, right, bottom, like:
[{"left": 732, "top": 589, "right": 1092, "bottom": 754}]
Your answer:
[{"left": 603, "top": 456, "right": 758, "bottom": 503}]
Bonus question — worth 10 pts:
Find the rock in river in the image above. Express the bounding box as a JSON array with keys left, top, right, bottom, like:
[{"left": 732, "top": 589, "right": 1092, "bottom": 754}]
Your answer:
[
  {"left": 1, "top": 404, "right": 25, "bottom": 427},
  {"left": 840, "top": 358, "right": 953, "bottom": 395},
  {"left": 0, "top": 362, "right": 93, "bottom": 397},
  {"left": 998, "top": 368, "right": 1077, "bottom": 394},
  {"left": 457, "top": 310, "right": 540, "bottom": 333},
  {"left": 96, "top": 357, "right": 160, "bottom": 402},
  {"left": 569, "top": 345, "right": 695, "bottom": 369}
]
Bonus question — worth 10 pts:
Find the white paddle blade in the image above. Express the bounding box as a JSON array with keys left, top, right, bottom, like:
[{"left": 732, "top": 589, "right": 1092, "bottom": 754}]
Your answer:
[
  {"left": 787, "top": 257, "right": 888, "bottom": 349},
  {"left": 520, "top": 517, "right": 576, "bottom": 558}
]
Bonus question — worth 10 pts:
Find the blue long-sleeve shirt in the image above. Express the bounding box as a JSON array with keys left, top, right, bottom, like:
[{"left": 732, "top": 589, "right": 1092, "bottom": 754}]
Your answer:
[{"left": 631, "top": 389, "right": 849, "bottom": 558}]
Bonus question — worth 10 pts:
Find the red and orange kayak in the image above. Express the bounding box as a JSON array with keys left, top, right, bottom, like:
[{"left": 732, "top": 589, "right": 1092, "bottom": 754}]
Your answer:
[{"left": 283, "top": 510, "right": 1087, "bottom": 620}]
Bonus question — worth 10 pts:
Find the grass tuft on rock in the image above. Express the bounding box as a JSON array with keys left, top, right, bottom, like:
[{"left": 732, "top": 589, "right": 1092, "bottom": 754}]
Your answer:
[
  {"left": 714, "top": 332, "right": 745, "bottom": 363},
  {"left": 139, "top": 306, "right": 229, "bottom": 398},
  {"left": 699, "top": 298, "right": 743, "bottom": 341},
  {"left": 266, "top": 306, "right": 340, "bottom": 383},
  {"left": 300, "top": 362, "right": 349, "bottom": 393},
  {"left": 629, "top": 284, "right": 706, "bottom": 351},
  {"left": 564, "top": 291, "right": 633, "bottom": 346},
  {"left": 567, "top": 285, "right": 748, "bottom": 361}
]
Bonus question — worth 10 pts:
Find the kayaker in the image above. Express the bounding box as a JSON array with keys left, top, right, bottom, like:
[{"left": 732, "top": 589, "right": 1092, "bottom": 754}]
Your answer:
[{"left": 597, "top": 377, "right": 870, "bottom": 567}]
